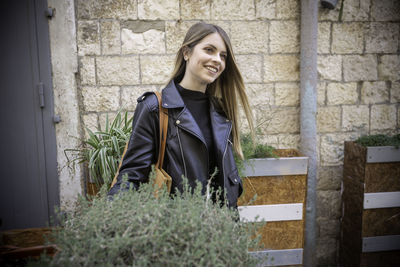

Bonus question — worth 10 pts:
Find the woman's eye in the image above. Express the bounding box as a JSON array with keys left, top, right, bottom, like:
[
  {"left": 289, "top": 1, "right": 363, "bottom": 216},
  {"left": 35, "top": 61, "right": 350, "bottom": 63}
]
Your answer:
[{"left": 205, "top": 47, "right": 213, "bottom": 53}]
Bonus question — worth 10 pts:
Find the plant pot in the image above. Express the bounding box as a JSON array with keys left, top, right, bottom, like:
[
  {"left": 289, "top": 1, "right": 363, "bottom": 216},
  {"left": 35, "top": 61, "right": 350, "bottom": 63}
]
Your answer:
[
  {"left": 0, "top": 227, "right": 58, "bottom": 264},
  {"left": 238, "top": 149, "right": 308, "bottom": 266},
  {"left": 340, "top": 141, "right": 400, "bottom": 267}
]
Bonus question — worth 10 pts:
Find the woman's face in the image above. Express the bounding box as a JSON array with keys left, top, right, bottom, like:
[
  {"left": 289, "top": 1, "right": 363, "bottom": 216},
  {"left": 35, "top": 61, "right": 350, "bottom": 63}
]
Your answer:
[{"left": 184, "top": 32, "right": 227, "bottom": 87}]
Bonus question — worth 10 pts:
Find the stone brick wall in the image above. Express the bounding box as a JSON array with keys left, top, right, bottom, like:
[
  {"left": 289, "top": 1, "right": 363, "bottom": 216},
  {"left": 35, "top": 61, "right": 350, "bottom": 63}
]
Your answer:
[{"left": 72, "top": 0, "right": 399, "bottom": 265}]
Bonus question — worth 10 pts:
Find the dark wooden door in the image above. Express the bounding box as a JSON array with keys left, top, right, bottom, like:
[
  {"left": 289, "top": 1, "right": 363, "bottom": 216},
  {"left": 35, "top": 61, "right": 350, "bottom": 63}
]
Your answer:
[{"left": 0, "top": 0, "right": 59, "bottom": 230}]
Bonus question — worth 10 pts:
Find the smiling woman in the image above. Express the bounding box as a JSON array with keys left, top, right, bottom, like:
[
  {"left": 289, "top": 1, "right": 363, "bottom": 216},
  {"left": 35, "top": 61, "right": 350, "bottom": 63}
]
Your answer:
[{"left": 108, "top": 22, "right": 254, "bottom": 209}]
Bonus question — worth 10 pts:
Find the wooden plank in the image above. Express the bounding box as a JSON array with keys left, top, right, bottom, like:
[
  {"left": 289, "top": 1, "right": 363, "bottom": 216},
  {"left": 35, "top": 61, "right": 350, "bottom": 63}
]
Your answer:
[
  {"left": 362, "top": 208, "right": 400, "bottom": 237},
  {"left": 243, "top": 157, "right": 308, "bottom": 177},
  {"left": 249, "top": 248, "right": 303, "bottom": 266},
  {"left": 360, "top": 250, "right": 400, "bottom": 267},
  {"left": 363, "top": 192, "right": 400, "bottom": 209},
  {"left": 256, "top": 220, "right": 304, "bottom": 250},
  {"left": 366, "top": 146, "right": 400, "bottom": 163},
  {"left": 343, "top": 141, "right": 367, "bottom": 183},
  {"left": 238, "top": 175, "right": 307, "bottom": 206},
  {"left": 364, "top": 162, "right": 400, "bottom": 193},
  {"left": 362, "top": 235, "right": 400, "bottom": 252},
  {"left": 239, "top": 203, "right": 303, "bottom": 222}
]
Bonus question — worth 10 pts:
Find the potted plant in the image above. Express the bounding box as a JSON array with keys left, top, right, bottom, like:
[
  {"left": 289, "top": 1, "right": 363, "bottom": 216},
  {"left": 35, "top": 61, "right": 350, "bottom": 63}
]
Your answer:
[
  {"left": 236, "top": 133, "right": 308, "bottom": 267},
  {"left": 65, "top": 111, "right": 133, "bottom": 196},
  {"left": 340, "top": 134, "right": 400, "bottom": 267}
]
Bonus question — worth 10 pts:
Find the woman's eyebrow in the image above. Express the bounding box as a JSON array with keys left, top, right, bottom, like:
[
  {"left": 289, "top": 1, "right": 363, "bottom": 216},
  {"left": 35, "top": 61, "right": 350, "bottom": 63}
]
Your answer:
[{"left": 205, "top": 44, "right": 227, "bottom": 54}]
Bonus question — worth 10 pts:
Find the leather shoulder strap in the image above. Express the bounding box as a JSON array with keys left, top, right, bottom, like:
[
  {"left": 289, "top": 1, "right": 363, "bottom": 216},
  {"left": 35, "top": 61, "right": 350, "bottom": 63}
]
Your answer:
[{"left": 154, "top": 91, "right": 168, "bottom": 169}]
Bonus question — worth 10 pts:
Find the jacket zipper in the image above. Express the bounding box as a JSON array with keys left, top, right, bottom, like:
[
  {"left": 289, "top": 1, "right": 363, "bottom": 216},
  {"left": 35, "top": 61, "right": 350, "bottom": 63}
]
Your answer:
[
  {"left": 176, "top": 127, "right": 187, "bottom": 179},
  {"left": 222, "top": 123, "right": 233, "bottom": 192}
]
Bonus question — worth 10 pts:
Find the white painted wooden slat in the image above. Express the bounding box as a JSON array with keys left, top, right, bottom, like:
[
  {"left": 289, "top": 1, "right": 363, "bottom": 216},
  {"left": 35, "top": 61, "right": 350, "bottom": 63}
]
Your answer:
[
  {"left": 362, "top": 235, "right": 400, "bottom": 252},
  {"left": 363, "top": 192, "right": 400, "bottom": 209},
  {"left": 366, "top": 146, "right": 400, "bottom": 163},
  {"left": 243, "top": 157, "right": 308, "bottom": 177},
  {"left": 249, "top": 248, "right": 303, "bottom": 266},
  {"left": 238, "top": 203, "right": 303, "bottom": 222}
]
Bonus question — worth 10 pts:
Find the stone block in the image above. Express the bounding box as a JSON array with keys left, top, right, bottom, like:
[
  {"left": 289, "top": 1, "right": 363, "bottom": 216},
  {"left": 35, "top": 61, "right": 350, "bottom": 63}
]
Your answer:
[
  {"left": 166, "top": 21, "right": 195, "bottom": 54},
  {"left": 391, "top": 82, "right": 400, "bottom": 103},
  {"left": 138, "top": 0, "right": 179, "bottom": 20},
  {"left": 121, "top": 85, "right": 157, "bottom": 111},
  {"left": 371, "top": 0, "right": 400, "bottom": 21},
  {"left": 82, "top": 86, "right": 120, "bottom": 112},
  {"left": 318, "top": 82, "right": 326, "bottom": 106},
  {"left": 317, "top": 165, "right": 343, "bottom": 190},
  {"left": 97, "top": 56, "right": 139, "bottom": 85},
  {"left": 342, "top": 0, "right": 370, "bottom": 21},
  {"left": 332, "top": 23, "right": 364, "bottom": 54},
  {"left": 270, "top": 21, "right": 300, "bottom": 53},
  {"left": 101, "top": 20, "right": 120, "bottom": 55},
  {"left": 231, "top": 21, "right": 268, "bottom": 54},
  {"left": 255, "top": 0, "right": 276, "bottom": 19},
  {"left": 79, "top": 57, "right": 96, "bottom": 85},
  {"left": 276, "top": 0, "right": 300, "bottom": 19},
  {"left": 318, "top": 55, "right": 342, "bottom": 81},
  {"left": 378, "top": 55, "right": 400, "bottom": 81},
  {"left": 343, "top": 55, "right": 378, "bottom": 82},
  {"left": 320, "top": 133, "right": 359, "bottom": 166},
  {"left": 318, "top": 22, "right": 331, "bottom": 54},
  {"left": 361, "top": 81, "right": 389, "bottom": 104},
  {"left": 318, "top": 0, "right": 340, "bottom": 21},
  {"left": 366, "top": 23, "right": 399, "bottom": 53},
  {"left": 317, "top": 218, "right": 340, "bottom": 238},
  {"left": 275, "top": 82, "right": 300, "bottom": 106},
  {"left": 77, "top": 20, "right": 100, "bottom": 56},
  {"left": 236, "top": 55, "right": 262, "bottom": 83},
  {"left": 317, "top": 106, "right": 341, "bottom": 133},
  {"left": 277, "top": 134, "right": 300, "bottom": 149},
  {"left": 211, "top": 0, "right": 255, "bottom": 20},
  {"left": 371, "top": 104, "right": 397, "bottom": 130},
  {"left": 246, "top": 83, "right": 274, "bottom": 107},
  {"left": 258, "top": 107, "right": 299, "bottom": 134},
  {"left": 317, "top": 190, "right": 341, "bottom": 219},
  {"left": 316, "top": 237, "right": 337, "bottom": 267},
  {"left": 140, "top": 55, "right": 175, "bottom": 84},
  {"left": 181, "top": 0, "right": 210, "bottom": 19},
  {"left": 259, "top": 135, "right": 279, "bottom": 148},
  {"left": 342, "top": 105, "right": 369, "bottom": 132},
  {"left": 264, "top": 55, "right": 300, "bottom": 82},
  {"left": 327, "top": 82, "right": 358, "bottom": 105},
  {"left": 122, "top": 28, "right": 165, "bottom": 54},
  {"left": 82, "top": 113, "right": 98, "bottom": 139},
  {"left": 76, "top": 0, "right": 137, "bottom": 20}
]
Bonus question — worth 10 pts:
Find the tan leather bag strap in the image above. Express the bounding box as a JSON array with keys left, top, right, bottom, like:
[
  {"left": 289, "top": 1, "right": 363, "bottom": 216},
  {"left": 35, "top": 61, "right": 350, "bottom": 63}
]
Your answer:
[
  {"left": 155, "top": 91, "right": 168, "bottom": 169},
  {"left": 110, "top": 91, "right": 168, "bottom": 188}
]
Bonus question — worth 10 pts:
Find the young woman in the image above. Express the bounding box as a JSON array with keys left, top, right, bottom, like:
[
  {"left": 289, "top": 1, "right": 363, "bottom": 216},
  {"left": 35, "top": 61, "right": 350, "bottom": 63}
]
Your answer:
[{"left": 108, "top": 22, "right": 254, "bottom": 208}]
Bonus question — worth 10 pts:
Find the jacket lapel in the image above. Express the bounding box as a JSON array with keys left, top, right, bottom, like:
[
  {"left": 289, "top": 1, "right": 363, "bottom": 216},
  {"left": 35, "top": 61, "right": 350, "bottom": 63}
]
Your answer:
[
  {"left": 209, "top": 98, "right": 232, "bottom": 157},
  {"left": 161, "top": 80, "right": 207, "bottom": 146}
]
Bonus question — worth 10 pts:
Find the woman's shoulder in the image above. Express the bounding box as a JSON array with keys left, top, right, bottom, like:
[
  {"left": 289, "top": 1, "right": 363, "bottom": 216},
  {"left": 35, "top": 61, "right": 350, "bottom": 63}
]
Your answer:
[{"left": 136, "top": 92, "right": 159, "bottom": 112}]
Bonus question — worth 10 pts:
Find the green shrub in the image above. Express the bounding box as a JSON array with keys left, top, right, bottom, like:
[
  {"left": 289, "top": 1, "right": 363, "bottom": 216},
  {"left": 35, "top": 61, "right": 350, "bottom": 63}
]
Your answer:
[
  {"left": 355, "top": 134, "right": 400, "bottom": 147},
  {"left": 35, "top": 171, "right": 264, "bottom": 266},
  {"left": 235, "top": 132, "right": 276, "bottom": 177}
]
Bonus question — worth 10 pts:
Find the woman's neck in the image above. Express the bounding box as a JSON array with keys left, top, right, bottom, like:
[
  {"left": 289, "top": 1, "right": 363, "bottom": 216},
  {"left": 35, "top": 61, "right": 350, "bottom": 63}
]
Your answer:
[{"left": 179, "top": 76, "right": 207, "bottom": 93}]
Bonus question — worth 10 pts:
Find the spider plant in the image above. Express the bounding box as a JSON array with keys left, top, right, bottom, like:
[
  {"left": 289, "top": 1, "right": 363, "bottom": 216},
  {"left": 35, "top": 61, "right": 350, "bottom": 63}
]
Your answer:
[{"left": 65, "top": 111, "right": 133, "bottom": 191}]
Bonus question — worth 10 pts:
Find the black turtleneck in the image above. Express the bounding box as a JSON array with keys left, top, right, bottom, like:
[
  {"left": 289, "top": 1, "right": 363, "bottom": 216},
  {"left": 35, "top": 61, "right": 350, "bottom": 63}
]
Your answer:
[{"left": 176, "top": 83, "right": 216, "bottom": 178}]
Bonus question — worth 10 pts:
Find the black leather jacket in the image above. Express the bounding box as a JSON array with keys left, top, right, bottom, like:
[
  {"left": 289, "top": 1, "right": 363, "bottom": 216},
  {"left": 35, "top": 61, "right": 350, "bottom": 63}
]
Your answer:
[{"left": 108, "top": 80, "right": 243, "bottom": 208}]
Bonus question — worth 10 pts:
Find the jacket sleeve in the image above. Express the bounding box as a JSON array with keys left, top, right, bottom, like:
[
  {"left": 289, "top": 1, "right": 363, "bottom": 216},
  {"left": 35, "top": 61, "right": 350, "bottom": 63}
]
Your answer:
[{"left": 108, "top": 94, "right": 159, "bottom": 196}]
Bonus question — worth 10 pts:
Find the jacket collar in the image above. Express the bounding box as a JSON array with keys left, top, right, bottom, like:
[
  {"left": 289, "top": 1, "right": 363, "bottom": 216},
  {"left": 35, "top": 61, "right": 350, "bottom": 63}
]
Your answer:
[{"left": 161, "top": 80, "right": 185, "bottom": 109}]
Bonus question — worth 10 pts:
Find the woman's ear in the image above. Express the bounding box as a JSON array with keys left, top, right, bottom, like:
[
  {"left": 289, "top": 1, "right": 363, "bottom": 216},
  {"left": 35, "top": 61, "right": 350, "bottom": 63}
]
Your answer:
[{"left": 182, "top": 46, "right": 191, "bottom": 61}]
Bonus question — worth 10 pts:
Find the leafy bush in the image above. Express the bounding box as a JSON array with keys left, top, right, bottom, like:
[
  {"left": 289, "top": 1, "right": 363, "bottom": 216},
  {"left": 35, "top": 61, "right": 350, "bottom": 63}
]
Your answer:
[
  {"left": 34, "top": 171, "right": 264, "bottom": 266},
  {"left": 355, "top": 134, "right": 400, "bottom": 147},
  {"left": 65, "top": 111, "right": 133, "bottom": 189},
  {"left": 235, "top": 133, "right": 276, "bottom": 177}
]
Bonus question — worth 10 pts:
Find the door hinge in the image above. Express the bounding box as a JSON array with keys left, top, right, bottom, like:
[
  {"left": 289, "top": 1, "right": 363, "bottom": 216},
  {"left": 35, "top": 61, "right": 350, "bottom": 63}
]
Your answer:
[
  {"left": 45, "top": 7, "right": 54, "bottom": 19},
  {"left": 38, "top": 82, "right": 45, "bottom": 108}
]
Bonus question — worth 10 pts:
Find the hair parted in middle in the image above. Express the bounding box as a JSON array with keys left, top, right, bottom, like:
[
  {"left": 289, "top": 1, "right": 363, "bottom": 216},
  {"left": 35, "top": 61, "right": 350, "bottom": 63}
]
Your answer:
[{"left": 168, "top": 22, "right": 255, "bottom": 159}]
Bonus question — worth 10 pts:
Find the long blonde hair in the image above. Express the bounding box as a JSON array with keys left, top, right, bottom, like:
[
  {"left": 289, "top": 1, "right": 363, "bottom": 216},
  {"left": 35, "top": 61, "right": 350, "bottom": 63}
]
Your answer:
[{"left": 169, "top": 22, "right": 254, "bottom": 159}]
